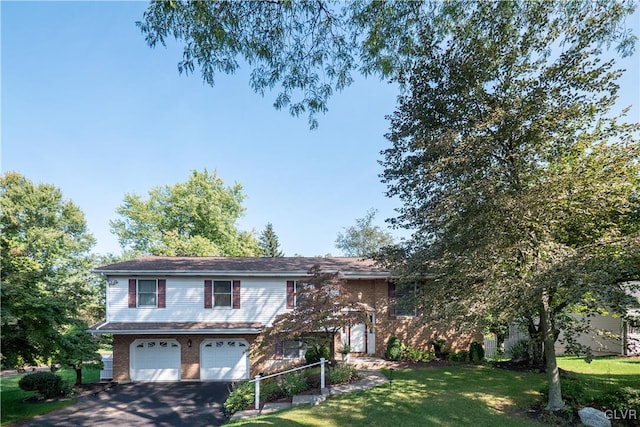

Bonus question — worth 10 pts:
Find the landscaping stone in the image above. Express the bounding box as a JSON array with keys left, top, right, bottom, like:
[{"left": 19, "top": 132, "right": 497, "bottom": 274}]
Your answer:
[
  {"left": 578, "top": 407, "right": 612, "bottom": 427},
  {"left": 292, "top": 394, "right": 325, "bottom": 406}
]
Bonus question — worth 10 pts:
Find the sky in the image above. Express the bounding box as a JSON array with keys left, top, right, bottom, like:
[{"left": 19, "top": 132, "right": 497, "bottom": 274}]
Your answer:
[{"left": 2, "top": 2, "right": 639, "bottom": 258}]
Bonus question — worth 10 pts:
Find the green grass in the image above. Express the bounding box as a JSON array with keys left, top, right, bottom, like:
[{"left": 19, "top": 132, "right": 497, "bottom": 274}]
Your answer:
[
  {"left": 0, "top": 368, "right": 100, "bottom": 426},
  {"left": 228, "top": 357, "right": 640, "bottom": 426},
  {"left": 556, "top": 355, "right": 640, "bottom": 401},
  {"left": 229, "top": 364, "right": 547, "bottom": 426}
]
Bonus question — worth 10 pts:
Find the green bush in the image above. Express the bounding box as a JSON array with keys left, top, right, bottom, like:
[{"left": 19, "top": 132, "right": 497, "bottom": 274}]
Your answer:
[
  {"left": 386, "top": 337, "right": 403, "bottom": 361},
  {"left": 224, "top": 381, "right": 254, "bottom": 414},
  {"left": 329, "top": 365, "right": 357, "bottom": 384},
  {"left": 405, "top": 346, "right": 435, "bottom": 363},
  {"left": 507, "top": 339, "right": 532, "bottom": 361},
  {"left": 469, "top": 341, "right": 485, "bottom": 364},
  {"left": 305, "top": 344, "right": 330, "bottom": 364},
  {"left": 279, "top": 372, "right": 309, "bottom": 397},
  {"left": 18, "top": 372, "right": 65, "bottom": 399},
  {"left": 449, "top": 350, "right": 469, "bottom": 362},
  {"left": 593, "top": 387, "right": 640, "bottom": 413},
  {"left": 540, "top": 379, "right": 588, "bottom": 407}
]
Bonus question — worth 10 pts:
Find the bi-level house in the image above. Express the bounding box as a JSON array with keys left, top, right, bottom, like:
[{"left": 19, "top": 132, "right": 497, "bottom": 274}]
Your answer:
[{"left": 90, "top": 256, "right": 477, "bottom": 382}]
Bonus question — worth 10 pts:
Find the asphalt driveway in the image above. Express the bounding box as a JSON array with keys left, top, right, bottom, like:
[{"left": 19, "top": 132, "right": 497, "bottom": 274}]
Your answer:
[{"left": 18, "top": 382, "right": 232, "bottom": 426}]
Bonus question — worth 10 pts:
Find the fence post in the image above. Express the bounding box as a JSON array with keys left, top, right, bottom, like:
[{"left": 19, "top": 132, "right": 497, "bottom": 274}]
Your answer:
[
  {"left": 254, "top": 375, "right": 261, "bottom": 411},
  {"left": 320, "top": 358, "right": 326, "bottom": 389}
]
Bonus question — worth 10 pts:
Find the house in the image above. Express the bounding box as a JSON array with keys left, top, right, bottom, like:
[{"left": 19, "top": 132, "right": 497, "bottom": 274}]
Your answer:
[{"left": 90, "top": 256, "right": 478, "bottom": 382}]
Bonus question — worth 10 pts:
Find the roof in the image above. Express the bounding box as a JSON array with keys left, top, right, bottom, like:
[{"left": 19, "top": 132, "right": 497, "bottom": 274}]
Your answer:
[
  {"left": 93, "top": 256, "right": 390, "bottom": 278},
  {"left": 89, "top": 321, "right": 262, "bottom": 334}
]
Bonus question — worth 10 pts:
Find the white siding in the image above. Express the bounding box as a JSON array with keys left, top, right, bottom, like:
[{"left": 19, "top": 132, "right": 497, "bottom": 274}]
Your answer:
[{"left": 107, "top": 276, "right": 289, "bottom": 325}]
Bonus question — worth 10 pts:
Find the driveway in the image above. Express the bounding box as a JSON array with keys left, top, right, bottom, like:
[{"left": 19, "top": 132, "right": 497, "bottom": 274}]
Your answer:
[{"left": 18, "top": 382, "right": 232, "bottom": 426}]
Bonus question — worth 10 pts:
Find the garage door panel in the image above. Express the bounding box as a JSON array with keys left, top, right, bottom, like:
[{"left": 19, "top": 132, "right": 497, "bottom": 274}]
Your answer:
[
  {"left": 130, "top": 340, "right": 180, "bottom": 381},
  {"left": 201, "top": 340, "right": 248, "bottom": 381}
]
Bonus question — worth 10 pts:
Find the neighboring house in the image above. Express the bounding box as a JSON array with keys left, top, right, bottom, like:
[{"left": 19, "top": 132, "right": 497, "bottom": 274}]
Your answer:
[{"left": 90, "top": 256, "right": 478, "bottom": 382}]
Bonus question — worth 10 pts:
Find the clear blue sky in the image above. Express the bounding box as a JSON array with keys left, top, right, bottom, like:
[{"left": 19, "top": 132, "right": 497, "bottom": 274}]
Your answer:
[{"left": 2, "top": 2, "right": 639, "bottom": 257}]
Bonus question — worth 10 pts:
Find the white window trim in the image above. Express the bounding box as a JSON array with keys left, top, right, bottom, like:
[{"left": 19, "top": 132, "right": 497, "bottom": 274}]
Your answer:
[
  {"left": 137, "top": 279, "right": 158, "bottom": 308},
  {"left": 213, "top": 280, "right": 232, "bottom": 308},
  {"left": 395, "top": 283, "right": 417, "bottom": 317}
]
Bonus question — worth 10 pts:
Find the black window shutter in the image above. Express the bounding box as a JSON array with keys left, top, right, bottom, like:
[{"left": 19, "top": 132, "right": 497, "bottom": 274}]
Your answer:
[{"left": 286, "top": 280, "right": 295, "bottom": 309}]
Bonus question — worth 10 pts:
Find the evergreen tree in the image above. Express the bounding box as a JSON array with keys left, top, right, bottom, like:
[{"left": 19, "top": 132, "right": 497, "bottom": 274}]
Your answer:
[{"left": 259, "top": 223, "right": 284, "bottom": 257}]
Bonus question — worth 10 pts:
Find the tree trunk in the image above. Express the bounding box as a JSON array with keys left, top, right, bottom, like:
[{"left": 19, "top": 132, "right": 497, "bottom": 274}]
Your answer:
[
  {"left": 75, "top": 367, "right": 83, "bottom": 386},
  {"left": 540, "top": 297, "right": 564, "bottom": 411}
]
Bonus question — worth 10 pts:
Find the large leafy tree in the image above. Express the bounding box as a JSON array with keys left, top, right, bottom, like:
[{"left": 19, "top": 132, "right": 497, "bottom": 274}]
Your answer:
[
  {"left": 379, "top": 1, "right": 639, "bottom": 410},
  {"left": 335, "top": 208, "right": 394, "bottom": 257},
  {"left": 110, "top": 169, "right": 259, "bottom": 256},
  {"left": 137, "top": 1, "right": 636, "bottom": 128},
  {"left": 258, "top": 222, "right": 284, "bottom": 257},
  {"left": 0, "top": 172, "right": 96, "bottom": 368}
]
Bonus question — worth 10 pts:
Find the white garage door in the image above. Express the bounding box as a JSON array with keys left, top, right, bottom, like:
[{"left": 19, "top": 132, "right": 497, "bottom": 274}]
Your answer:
[
  {"left": 130, "top": 339, "right": 181, "bottom": 381},
  {"left": 201, "top": 339, "right": 249, "bottom": 381}
]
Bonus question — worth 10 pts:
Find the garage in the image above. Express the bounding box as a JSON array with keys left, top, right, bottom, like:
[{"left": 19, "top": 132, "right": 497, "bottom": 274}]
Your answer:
[
  {"left": 200, "top": 339, "right": 249, "bottom": 381},
  {"left": 130, "top": 339, "right": 181, "bottom": 381}
]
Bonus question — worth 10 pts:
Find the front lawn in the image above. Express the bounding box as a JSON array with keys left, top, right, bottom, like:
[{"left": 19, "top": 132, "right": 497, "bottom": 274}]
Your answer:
[
  {"left": 229, "top": 364, "right": 547, "bottom": 426},
  {"left": 228, "top": 356, "right": 640, "bottom": 426},
  {"left": 1, "top": 368, "right": 100, "bottom": 426}
]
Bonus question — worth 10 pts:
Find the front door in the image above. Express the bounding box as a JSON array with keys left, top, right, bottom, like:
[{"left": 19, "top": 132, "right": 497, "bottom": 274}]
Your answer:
[{"left": 349, "top": 323, "right": 367, "bottom": 352}]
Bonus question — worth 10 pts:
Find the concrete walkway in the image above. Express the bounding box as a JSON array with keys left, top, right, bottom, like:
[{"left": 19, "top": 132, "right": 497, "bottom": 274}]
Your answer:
[{"left": 230, "top": 362, "right": 388, "bottom": 421}]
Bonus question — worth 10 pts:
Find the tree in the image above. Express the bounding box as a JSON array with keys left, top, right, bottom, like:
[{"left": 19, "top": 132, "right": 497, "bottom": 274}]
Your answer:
[
  {"left": 258, "top": 223, "right": 284, "bottom": 257},
  {"left": 379, "top": 1, "right": 639, "bottom": 410},
  {"left": 137, "top": 1, "right": 636, "bottom": 129},
  {"left": 54, "top": 321, "right": 102, "bottom": 386},
  {"left": 335, "top": 208, "right": 394, "bottom": 257},
  {"left": 0, "top": 172, "right": 96, "bottom": 368},
  {"left": 110, "top": 169, "right": 259, "bottom": 256},
  {"left": 258, "top": 266, "right": 367, "bottom": 361}
]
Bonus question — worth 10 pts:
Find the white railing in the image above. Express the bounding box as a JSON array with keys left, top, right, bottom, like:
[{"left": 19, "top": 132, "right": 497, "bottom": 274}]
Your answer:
[{"left": 248, "top": 358, "right": 326, "bottom": 410}]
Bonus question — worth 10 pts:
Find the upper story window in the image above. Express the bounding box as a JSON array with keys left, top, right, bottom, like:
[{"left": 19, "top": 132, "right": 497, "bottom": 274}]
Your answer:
[
  {"left": 295, "top": 281, "right": 314, "bottom": 307},
  {"left": 128, "top": 278, "right": 165, "bottom": 309},
  {"left": 204, "top": 279, "right": 241, "bottom": 309},
  {"left": 214, "top": 280, "right": 232, "bottom": 307},
  {"left": 138, "top": 279, "right": 158, "bottom": 307},
  {"left": 395, "top": 283, "right": 417, "bottom": 317}
]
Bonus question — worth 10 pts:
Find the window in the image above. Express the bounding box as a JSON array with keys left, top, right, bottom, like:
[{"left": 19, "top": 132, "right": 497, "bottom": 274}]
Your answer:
[
  {"left": 395, "top": 283, "right": 417, "bottom": 317},
  {"left": 214, "top": 280, "right": 232, "bottom": 307},
  {"left": 295, "top": 281, "right": 314, "bottom": 307},
  {"left": 283, "top": 340, "right": 303, "bottom": 359},
  {"left": 138, "top": 279, "right": 157, "bottom": 307}
]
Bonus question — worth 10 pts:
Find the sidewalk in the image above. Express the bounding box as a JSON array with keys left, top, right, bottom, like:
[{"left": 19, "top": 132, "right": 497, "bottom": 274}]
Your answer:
[{"left": 229, "top": 365, "right": 388, "bottom": 421}]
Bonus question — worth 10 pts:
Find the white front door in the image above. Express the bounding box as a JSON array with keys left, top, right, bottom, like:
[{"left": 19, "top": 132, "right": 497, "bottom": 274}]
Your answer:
[
  {"left": 200, "top": 339, "right": 249, "bottom": 381},
  {"left": 130, "top": 339, "right": 181, "bottom": 381},
  {"left": 350, "top": 324, "right": 367, "bottom": 352}
]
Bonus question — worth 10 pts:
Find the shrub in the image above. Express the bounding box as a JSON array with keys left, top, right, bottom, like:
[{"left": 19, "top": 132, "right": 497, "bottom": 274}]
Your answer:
[
  {"left": 279, "top": 371, "right": 309, "bottom": 397},
  {"left": 305, "top": 344, "right": 330, "bottom": 364},
  {"left": 18, "top": 372, "right": 65, "bottom": 399},
  {"left": 386, "top": 337, "right": 402, "bottom": 361},
  {"left": 540, "top": 378, "right": 588, "bottom": 407},
  {"left": 449, "top": 350, "right": 469, "bottom": 362},
  {"left": 405, "top": 346, "right": 435, "bottom": 363},
  {"left": 224, "top": 381, "right": 254, "bottom": 414},
  {"left": 507, "top": 339, "right": 532, "bottom": 361},
  {"left": 469, "top": 341, "right": 485, "bottom": 364},
  {"left": 328, "top": 365, "right": 357, "bottom": 384},
  {"left": 593, "top": 387, "right": 640, "bottom": 413}
]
